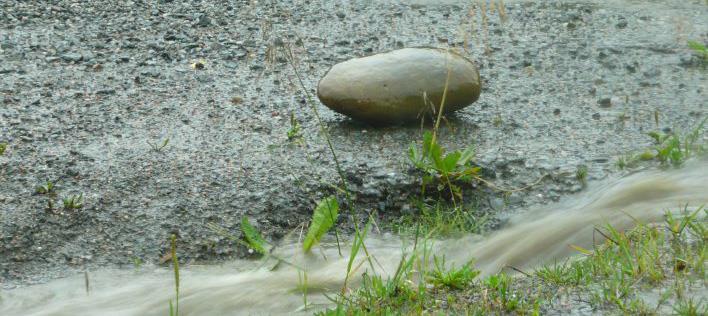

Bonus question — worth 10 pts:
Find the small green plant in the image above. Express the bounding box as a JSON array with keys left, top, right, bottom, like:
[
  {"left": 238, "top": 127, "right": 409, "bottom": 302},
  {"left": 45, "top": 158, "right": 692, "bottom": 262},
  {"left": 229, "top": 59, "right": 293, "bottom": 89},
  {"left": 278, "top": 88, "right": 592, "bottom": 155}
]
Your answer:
[
  {"left": 0, "top": 142, "right": 6, "bottom": 155},
  {"left": 133, "top": 257, "right": 143, "bottom": 269},
  {"left": 618, "top": 118, "right": 705, "bottom": 169},
  {"left": 649, "top": 131, "right": 684, "bottom": 166},
  {"left": 485, "top": 273, "right": 518, "bottom": 312},
  {"left": 493, "top": 114, "right": 503, "bottom": 127},
  {"left": 427, "top": 256, "right": 480, "bottom": 289},
  {"left": 409, "top": 131, "right": 480, "bottom": 201},
  {"left": 688, "top": 40, "right": 708, "bottom": 65},
  {"left": 536, "top": 259, "right": 582, "bottom": 286},
  {"left": 576, "top": 165, "right": 588, "bottom": 187},
  {"left": 617, "top": 111, "right": 628, "bottom": 122},
  {"left": 664, "top": 206, "right": 704, "bottom": 241},
  {"left": 287, "top": 112, "right": 302, "bottom": 141},
  {"left": 148, "top": 137, "right": 170, "bottom": 152},
  {"left": 303, "top": 196, "right": 339, "bottom": 253},
  {"left": 35, "top": 181, "right": 55, "bottom": 195},
  {"left": 62, "top": 194, "right": 83, "bottom": 210},
  {"left": 341, "top": 250, "right": 419, "bottom": 313},
  {"left": 208, "top": 218, "right": 301, "bottom": 270},
  {"left": 616, "top": 156, "right": 627, "bottom": 170}
]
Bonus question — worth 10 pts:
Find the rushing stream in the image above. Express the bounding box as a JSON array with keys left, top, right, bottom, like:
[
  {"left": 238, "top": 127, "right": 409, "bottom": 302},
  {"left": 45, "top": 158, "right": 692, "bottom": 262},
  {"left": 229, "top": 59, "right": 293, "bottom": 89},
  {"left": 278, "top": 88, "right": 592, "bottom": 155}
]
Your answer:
[{"left": 1, "top": 160, "right": 707, "bottom": 315}]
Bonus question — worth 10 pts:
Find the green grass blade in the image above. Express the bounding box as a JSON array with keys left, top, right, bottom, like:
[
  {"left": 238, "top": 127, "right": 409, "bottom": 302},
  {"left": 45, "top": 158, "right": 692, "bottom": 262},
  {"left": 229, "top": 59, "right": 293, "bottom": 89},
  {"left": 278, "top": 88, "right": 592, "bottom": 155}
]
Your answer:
[
  {"left": 688, "top": 40, "right": 706, "bottom": 53},
  {"left": 458, "top": 146, "right": 476, "bottom": 166},
  {"left": 303, "top": 196, "right": 339, "bottom": 253},
  {"left": 241, "top": 217, "right": 270, "bottom": 255}
]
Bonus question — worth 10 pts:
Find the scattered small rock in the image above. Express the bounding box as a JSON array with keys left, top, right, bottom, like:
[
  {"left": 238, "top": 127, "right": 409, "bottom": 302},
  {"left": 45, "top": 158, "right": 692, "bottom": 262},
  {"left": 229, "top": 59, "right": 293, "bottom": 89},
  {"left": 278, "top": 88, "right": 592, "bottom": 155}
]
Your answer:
[
  {"left": 616, "top": 19, "right": 628, "bottom": 29},
  {"left": 60, "top": 53, "right": 83, "bottom": 62},
  {"left": 194, "top": 14, "right": 211, "bottom": 27},
  {"left": 96, "top": 89, "right": 116, "bottom": 96},
  {"left": 598, "top": 98, "right": 612, "bottom": 108}
]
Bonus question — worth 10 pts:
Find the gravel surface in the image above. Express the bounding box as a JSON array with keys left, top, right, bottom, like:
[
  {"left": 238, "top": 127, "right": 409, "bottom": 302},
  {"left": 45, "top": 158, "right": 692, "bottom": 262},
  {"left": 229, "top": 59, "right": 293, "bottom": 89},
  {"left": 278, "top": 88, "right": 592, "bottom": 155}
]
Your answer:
[{"left": 1, "top": 0, "right": 706, "bottom": 287}]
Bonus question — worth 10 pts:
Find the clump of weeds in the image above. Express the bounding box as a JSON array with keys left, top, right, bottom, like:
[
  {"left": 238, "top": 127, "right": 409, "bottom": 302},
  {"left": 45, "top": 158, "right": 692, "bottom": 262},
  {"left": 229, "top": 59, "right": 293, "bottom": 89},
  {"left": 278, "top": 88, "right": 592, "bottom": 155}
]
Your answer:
[
  {"left": 408, "top": 130, "right": 480, "bottom": 202},
  {"left": 427, "top": 256, "right": 480, "bottom": 290},
  {"left": 617, "top": 117, "right": 706, "bottom": 169}
]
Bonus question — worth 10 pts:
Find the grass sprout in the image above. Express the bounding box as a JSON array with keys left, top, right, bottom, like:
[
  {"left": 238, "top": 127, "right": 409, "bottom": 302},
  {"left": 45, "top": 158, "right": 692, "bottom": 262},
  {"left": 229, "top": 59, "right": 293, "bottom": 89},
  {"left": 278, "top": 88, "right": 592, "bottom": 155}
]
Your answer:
[
  {"left": 62, "top": 194, "right": 83, "bottom": 210},
  {"left": 287, "top": 112, "right": 303, "bottom": 141},
  {"left": 149, "top": 137, "right": 170, "bottom": 152},
  {"left": 576, "top": 165, "right": 588, "bottom": 187},
  {"left": 35, "top": 181, "right": 55, "bottom": 195}
]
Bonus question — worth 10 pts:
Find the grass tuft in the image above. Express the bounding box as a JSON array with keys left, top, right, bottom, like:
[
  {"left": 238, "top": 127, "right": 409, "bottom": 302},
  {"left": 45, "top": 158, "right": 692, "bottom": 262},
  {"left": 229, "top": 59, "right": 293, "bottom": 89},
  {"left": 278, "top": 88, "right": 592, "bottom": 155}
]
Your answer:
[
  {"left": 427, "top": 256, "right": 480, "bottom": 289},
  {"left": 395, "top": 200, "right": 487, "bottom": 237},
  {"left": 323, "top": 206, "right": 707, "bottom": 315}
]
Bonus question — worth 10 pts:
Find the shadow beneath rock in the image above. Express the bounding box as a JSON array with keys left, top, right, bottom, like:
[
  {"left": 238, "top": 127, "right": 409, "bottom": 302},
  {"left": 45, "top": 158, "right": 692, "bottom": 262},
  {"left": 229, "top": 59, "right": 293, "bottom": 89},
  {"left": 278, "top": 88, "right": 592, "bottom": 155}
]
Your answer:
[{"left": 325, "top": 112, "right": 476, "bottom": 133}]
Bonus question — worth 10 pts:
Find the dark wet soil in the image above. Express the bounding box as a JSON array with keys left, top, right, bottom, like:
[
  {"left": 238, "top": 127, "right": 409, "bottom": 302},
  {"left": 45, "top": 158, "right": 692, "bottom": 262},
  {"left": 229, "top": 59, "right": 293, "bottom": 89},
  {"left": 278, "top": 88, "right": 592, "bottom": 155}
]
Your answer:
[{"left": 1, "top": 0, "right": 706, "bottom": 287}]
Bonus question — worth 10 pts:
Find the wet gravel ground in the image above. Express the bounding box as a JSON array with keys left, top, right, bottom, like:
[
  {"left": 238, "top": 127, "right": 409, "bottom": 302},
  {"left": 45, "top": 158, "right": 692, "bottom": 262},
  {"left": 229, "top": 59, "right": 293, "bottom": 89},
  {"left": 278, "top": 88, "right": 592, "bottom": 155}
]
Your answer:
[{"left": 1, "top": 0, "right": 706, "bottom": 287}]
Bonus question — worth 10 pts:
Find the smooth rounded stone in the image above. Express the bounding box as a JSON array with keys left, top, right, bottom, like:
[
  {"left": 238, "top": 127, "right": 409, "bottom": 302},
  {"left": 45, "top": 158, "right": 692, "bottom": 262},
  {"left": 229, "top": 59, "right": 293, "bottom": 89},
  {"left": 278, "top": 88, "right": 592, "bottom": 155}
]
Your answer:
[{"left": 317, "top": 47, "right": 481, "bottom": 125}]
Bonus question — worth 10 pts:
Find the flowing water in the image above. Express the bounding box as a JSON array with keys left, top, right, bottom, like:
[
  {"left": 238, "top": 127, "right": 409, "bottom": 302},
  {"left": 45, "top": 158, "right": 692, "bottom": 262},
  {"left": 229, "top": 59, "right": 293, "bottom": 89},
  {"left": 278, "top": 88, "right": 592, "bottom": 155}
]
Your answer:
[{"left": 1, "top": 160, "right": 706, "bottom": 315}]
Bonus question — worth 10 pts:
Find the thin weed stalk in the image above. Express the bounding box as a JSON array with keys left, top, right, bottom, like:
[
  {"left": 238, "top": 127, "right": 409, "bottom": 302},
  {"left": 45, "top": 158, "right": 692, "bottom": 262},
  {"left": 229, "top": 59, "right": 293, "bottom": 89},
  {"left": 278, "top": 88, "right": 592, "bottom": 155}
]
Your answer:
[
  {"left": 299, "top": 270, "right": 309, "bottom": 310},
  {"left": 169, "top": 234, "right": 179, "bottom": 316},
  {"left": 284, "top": 45, "right": 376, "bottom": 275},
  {"left": 424, "top": 50, "right": 459, "bottom": 207}
]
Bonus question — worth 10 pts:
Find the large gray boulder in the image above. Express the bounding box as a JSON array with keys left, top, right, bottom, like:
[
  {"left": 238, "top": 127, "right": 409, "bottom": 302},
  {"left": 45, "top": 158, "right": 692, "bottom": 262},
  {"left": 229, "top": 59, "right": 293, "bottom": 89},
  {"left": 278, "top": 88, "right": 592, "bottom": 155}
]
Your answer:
[{"left": 317, "top": 48, "right": 481, "bottom": 125}]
